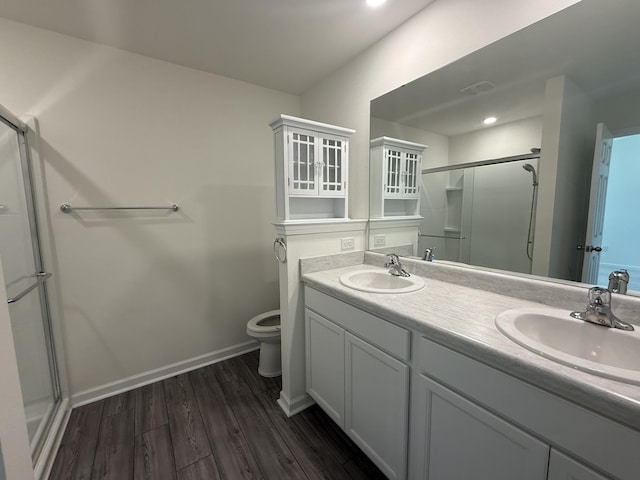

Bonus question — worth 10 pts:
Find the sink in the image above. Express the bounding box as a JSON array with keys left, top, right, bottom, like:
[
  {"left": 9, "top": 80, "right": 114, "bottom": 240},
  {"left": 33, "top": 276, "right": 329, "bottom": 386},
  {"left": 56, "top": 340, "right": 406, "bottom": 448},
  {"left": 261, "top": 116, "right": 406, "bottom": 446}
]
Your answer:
[
  {"left": 339, "top": 269, "right": 424, "bottom": 294},
  {"left": 496, "top": 307, "right": 640, "bottom": 385}
]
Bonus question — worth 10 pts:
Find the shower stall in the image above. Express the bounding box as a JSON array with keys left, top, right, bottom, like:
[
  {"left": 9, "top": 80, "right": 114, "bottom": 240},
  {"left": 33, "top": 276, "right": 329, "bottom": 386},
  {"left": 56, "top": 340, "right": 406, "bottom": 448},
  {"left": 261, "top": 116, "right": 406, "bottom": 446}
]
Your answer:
[
  {"left": 420, "top": 151, "right": 540, "bottom": 274},
  {"left": 0, "top": 106, "right": 64, "bottom": 474}
]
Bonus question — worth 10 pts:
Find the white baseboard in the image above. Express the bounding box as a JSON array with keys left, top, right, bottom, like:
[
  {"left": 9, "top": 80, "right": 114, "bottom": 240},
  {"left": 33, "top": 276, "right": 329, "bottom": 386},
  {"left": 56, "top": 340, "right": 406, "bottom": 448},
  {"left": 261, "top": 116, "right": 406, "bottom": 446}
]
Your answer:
[
  {"left": 72, "top": 340, "right": 259, "bottom": 407},
  {"left": 277, "top": 391, "right": 315, "bottom": 417}
]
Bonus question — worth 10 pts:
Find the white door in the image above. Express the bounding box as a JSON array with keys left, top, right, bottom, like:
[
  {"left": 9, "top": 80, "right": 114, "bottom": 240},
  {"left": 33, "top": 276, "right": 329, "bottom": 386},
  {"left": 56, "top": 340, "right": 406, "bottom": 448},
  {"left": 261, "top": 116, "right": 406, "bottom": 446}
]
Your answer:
[{"left": 581, "top": 123, "right": 613, "bottom": 284}]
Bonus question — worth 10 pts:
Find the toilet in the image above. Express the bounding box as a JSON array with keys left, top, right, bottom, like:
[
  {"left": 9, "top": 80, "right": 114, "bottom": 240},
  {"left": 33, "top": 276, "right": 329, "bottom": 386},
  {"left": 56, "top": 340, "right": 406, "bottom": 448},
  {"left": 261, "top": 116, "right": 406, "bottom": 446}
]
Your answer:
[{"left": 246, "top": 309, "right": 281, "bottom": 377}]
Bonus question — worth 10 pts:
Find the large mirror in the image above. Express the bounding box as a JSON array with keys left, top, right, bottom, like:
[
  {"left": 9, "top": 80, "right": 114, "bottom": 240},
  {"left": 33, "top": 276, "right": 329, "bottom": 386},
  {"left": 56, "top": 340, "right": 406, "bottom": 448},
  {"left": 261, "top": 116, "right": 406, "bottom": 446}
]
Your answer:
[{"left": 369, "top": 0, "right": 640, "bottom": 294}]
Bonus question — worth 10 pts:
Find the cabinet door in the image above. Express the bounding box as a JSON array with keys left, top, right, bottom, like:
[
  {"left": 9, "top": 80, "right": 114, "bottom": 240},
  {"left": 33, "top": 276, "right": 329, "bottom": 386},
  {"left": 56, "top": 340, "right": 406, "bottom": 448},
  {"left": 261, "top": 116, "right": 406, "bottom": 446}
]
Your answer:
[
  {"left": 417, "top": 374, "right": 549, "bottom": 480},
  {"left": 345, "top": 332, "right": 409, "bottom": 480},
  {"left": 288, "top": 129, "right": 318, "bottom": 196},
  {"left": 402, "top": 151, "right": 421, "bottom": 198},
  {"left": 548, "top": 450, "right": 610, "bottom": 480},
  {"left": 383, "top": 147, "right": 403, "bottom": 198},
  {"left": 305, "top": 309, "right": 345, "bottom": 426},
  {"left": 318, "top": 134, "right": 347, "bottom": 197}
]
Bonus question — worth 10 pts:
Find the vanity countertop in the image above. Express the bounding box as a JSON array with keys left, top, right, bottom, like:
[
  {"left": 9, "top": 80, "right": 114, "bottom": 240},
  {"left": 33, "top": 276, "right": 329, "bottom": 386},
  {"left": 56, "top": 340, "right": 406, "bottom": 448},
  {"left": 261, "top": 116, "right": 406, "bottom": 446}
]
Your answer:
[{"left": 302, "top": 263, "right": 640, "bottom": 431}]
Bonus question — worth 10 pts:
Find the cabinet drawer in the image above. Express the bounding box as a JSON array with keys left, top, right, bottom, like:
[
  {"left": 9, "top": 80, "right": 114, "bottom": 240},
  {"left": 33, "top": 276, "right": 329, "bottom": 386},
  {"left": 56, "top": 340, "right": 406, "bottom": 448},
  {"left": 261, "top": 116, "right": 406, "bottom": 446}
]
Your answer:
[{"left": 305, "top": 287, "right": 410, "bottom": 361}]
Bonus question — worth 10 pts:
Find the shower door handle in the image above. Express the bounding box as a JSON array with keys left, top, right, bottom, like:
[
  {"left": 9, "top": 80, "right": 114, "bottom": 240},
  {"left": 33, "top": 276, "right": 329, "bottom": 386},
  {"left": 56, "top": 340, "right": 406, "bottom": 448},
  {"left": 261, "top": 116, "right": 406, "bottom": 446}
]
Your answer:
[
  {"left": 7, "top": 272, "right": 52, "bottom": 304},
  {"left": 577, "top": 245, "right": 602, "bottom": 253}
]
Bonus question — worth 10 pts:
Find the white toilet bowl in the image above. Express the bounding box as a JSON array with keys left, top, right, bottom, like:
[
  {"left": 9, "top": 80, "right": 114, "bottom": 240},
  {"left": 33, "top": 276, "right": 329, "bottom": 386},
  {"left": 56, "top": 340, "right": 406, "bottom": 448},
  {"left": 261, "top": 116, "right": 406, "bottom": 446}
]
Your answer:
[{"left": 246, "top": 309, "right": 281, "bottom": 377}]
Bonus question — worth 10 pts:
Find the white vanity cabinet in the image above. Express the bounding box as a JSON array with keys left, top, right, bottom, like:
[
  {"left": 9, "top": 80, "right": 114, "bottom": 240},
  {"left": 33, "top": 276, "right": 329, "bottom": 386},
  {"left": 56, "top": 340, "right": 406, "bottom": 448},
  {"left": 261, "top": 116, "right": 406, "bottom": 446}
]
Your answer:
[
  {"left": 305, "top": 287, "right": 410, "bottom": 480},
  {"left": 270, "top": 115, "right": 354, "bottom": 221},
  {"left": 413, "top": 337, "right": 638, "bottom": 480},
  {"left": 302, "top": 279, "right": 640, "bottom": 480},
  {"left": 370, "top": 136, "right": 427, "bottom": 218}
]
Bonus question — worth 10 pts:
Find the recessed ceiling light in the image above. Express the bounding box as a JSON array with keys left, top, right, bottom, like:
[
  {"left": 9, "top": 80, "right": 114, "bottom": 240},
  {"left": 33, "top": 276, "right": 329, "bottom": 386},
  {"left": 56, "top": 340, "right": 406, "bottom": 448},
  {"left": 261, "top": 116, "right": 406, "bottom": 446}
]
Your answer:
[
  {"left": 366, "top": 0, "right": 386, "bottom": 8},
  {"left": 483, "top": 116, "right": 497, "bottom": 125}
]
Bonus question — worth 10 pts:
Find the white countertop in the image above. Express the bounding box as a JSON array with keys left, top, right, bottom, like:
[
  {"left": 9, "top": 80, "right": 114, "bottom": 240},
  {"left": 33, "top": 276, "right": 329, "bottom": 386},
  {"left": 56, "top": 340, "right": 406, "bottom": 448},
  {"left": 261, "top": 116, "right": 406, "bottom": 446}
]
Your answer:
[{"left": 302, "top": 263, "right": 640, "bottom": 431}]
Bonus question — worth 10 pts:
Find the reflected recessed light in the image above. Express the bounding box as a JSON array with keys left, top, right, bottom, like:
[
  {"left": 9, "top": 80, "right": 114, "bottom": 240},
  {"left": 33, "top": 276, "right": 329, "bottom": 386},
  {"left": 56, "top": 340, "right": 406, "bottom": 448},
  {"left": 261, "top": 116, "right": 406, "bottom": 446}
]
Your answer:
[
  {"left": 483, "top": 116, "right": 497, "bottom": 125},
  {"left": 366, "top": 0, "right": 386, "bottom": 8}
]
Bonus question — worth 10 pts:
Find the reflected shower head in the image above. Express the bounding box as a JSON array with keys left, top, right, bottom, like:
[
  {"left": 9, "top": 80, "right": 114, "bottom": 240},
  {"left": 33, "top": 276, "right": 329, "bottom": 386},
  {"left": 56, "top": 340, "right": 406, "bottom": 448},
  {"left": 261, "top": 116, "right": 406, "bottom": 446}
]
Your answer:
[{"left": 522, "top": 163, "right": 538, "bottom": 186}]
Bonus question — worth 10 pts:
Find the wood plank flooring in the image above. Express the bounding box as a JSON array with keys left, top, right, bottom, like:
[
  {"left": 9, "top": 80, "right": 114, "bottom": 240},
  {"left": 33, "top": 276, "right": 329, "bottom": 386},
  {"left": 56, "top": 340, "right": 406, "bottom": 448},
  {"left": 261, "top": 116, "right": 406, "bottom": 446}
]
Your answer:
[{"left": 49, "top": 350, "right": 387, "bottom": 480}]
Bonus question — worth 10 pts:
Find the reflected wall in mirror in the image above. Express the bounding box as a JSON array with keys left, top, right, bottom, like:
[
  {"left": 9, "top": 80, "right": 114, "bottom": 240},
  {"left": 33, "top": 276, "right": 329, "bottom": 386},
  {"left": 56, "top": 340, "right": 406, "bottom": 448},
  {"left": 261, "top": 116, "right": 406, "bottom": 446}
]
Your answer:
[{"left": 369, "top": 0, "right": 640, "bottom": 294}]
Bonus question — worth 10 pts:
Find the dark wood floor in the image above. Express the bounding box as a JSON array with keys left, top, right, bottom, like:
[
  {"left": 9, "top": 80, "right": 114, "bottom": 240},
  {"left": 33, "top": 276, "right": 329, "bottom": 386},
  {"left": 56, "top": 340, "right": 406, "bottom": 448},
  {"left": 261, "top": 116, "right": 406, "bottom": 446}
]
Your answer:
[{"left": 49, "top": 350, "right": 387, "bottom": 480}]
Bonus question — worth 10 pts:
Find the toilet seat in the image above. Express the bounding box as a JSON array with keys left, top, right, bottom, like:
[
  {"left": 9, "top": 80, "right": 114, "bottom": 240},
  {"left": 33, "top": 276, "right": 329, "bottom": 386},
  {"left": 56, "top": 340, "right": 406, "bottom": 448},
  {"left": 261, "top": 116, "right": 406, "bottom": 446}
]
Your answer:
[{"left": 247, "top": 309, "right": 280, "bottom": 333}]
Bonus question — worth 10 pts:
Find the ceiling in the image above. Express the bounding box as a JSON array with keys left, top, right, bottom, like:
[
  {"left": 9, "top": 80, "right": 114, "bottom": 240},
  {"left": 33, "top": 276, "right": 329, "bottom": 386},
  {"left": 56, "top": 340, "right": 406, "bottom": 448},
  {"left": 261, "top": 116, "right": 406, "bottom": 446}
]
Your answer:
[
  {"left": 371, "top": 0, "right": 640, "bottom": 136},
  {"left": 0, "top": 0, "right": 434, "bottom": 95}
]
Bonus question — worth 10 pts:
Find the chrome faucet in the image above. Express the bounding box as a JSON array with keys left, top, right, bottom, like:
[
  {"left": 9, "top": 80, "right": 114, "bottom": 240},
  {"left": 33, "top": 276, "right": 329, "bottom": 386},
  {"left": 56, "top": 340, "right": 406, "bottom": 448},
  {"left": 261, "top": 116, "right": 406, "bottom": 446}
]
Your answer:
[
  {"left": 422, "top": 247, "right": 435, "bottom": 262},
  {"left": 570, "top": 286, "right": 634, "bottom": 331},
  {"left": 384, "top": 253, "right": 410, "bottom": 277},
  {"left": 608, "top": 269, "right": 629, "bottom": 295}
]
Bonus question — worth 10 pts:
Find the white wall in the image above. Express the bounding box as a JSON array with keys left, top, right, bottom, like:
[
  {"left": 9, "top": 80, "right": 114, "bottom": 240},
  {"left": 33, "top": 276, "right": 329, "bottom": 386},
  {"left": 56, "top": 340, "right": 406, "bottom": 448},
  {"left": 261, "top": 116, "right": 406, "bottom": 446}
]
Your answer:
[
  {"left": 301, "top": 0, "right": 581, "bottom": 219},
  {"left": 594, "top": 87, "right": 640, "bottom": 136},
  {"left": 449, "top": 117, "right": 543, "bottom": 165},
  {"left": 534, "top": 75, "right": 596, "bottom": 281},
  {"left": 0, "top": 18, "right": 300, "bottom": 397},
  {"left": 370, "top": 117, "right": 449, "bottom": 167}
]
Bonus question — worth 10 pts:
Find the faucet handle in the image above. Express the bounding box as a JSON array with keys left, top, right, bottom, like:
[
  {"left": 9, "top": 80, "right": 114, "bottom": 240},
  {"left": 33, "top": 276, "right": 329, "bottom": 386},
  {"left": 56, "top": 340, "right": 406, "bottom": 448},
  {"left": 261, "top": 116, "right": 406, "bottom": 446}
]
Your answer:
[
  {"left": 385, "top": 253, "right": 400, "bottom": 266},
  {"left": 588, "top": 286, "right": 610, "bottom": 307},
  {"left": 608, "top": 269, "right": 629, "bottom": 294}
]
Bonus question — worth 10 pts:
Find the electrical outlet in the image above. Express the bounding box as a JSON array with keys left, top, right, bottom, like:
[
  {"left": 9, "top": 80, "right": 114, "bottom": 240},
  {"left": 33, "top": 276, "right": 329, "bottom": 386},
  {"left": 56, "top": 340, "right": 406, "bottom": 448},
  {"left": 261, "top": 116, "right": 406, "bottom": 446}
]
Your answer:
[
  {"left": 341, "top": 237, "right": 355, "bottom": 250},
  {"left": 374, "top": 234, "right": 386, "bottom": 247}
]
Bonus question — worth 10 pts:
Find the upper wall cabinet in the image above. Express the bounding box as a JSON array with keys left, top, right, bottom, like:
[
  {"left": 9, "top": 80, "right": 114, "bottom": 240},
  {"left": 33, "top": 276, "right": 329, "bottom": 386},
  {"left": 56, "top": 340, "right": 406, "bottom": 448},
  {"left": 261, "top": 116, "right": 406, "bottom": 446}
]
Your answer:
[
  {"left": 370, "top": 136, "right": 427, "bottom": 218},
  {"left": 270, "top": 115, "right": 355, "bottom": 221}
]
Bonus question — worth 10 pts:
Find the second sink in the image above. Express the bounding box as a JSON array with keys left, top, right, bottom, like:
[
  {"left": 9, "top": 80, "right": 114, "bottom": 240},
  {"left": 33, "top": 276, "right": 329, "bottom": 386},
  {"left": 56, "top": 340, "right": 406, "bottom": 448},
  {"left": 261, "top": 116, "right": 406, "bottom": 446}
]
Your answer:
[
  {"left": 496, "top": 307, "right": 640, "bottom": 385},
  {"left": 340, "top": 269, "right": 424, "bottom": 294}
]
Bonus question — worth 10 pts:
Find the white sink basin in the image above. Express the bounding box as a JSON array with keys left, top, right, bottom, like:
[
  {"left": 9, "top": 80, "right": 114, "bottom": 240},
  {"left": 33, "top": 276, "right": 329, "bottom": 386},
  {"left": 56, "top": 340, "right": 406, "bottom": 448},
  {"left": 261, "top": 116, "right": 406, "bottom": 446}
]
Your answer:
[
  {"left": 340, "top": 269, "right": 424, "bottom": 294},
  {"left": 496, "top": 307, "right": 640, "bottom": 385}
]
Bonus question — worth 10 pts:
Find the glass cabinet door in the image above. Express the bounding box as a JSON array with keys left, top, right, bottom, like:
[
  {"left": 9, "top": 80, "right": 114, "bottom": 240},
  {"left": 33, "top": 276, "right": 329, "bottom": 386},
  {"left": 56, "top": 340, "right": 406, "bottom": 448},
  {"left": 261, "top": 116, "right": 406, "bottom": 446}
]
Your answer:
[
  {"left": 402, "top": 152, "right": 421, "bottom": 198},
  {"left": 289, "top": 131, "right": 317, "bottom": 195},
  {"left": 320, "top": 137, "right": 345, "bottom": 196},
  {"left": 384, "top": 148, "right": 403, "bottom": 197}
]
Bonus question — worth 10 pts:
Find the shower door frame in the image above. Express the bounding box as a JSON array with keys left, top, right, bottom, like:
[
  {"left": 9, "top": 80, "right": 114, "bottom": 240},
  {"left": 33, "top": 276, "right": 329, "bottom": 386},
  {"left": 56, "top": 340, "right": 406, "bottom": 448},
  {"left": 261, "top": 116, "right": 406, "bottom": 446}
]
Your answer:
[
  {"left": 16, "top": 121, "right": 62, "bottom": 457},
  {"left": 0, "top": 110, "right": 70, "bottom": 480}
]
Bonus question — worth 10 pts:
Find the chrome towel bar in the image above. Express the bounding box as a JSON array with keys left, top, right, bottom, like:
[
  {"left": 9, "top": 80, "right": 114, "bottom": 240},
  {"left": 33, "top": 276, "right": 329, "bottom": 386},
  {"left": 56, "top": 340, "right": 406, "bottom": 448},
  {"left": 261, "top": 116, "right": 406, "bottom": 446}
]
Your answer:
[
  {"left": 60, "top": 204, "right": 179, "bottom": 213},
  {"left": 7, "top": 272, "right": 52, "bottom": 304}
]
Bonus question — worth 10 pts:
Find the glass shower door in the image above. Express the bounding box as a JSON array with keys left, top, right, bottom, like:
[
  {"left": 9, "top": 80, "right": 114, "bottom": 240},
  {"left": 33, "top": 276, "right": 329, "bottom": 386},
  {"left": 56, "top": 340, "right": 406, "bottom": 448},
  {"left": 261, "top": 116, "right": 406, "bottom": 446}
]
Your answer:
[{"left": 0, "top": 118, "right": 60, "bottom": 462}]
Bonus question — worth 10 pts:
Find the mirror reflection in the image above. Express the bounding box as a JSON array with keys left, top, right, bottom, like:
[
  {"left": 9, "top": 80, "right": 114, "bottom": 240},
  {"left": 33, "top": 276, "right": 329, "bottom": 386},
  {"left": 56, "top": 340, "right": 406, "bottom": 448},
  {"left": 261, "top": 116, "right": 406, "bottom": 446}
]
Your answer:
[{"left": 369, "top": 0, "right": 640, "bottom": 294}]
